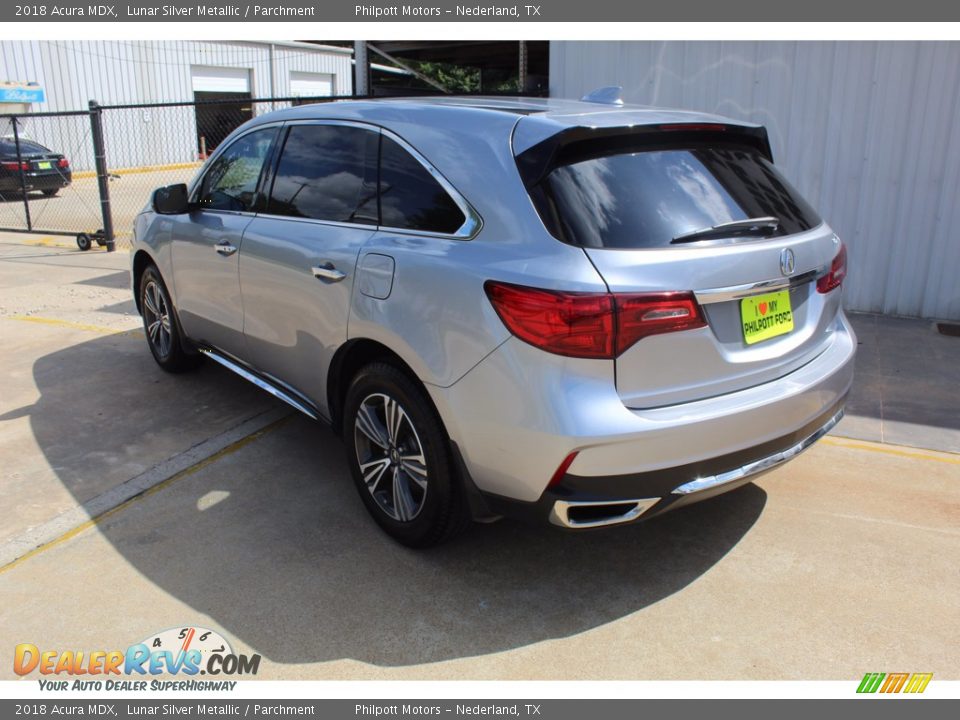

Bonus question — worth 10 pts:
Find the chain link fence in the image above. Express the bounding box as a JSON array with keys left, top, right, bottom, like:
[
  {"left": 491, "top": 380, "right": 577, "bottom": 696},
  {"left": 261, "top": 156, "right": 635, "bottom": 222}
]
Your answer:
[{"left": 0, "top": 94, "right": 364, "bottom": 250}]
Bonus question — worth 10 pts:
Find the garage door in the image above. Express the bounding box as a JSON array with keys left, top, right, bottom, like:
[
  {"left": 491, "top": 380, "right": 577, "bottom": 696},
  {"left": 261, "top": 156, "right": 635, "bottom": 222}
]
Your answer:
[
  {"left": 191, "top": 66, "right": 252, "bottom": 94},
  {"left": 290, "top": 71, "right": 335, "bottom": 98}
]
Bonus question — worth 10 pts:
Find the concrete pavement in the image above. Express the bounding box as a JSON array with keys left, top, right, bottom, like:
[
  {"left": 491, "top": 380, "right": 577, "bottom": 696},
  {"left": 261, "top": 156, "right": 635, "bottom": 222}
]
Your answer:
[{"left": 0, "top": 240, "right": 957, "bottom": 681}]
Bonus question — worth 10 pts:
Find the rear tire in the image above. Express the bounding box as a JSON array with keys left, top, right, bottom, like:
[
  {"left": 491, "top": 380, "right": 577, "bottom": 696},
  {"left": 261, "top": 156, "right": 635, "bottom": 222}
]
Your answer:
[
  {"left": 343, "top": 362, "right": 469, "bottom": 548},
  {"left": 42, "top": 189, "right": 59, "bottom": 197},
  {"left": 76, "top": 234, "right": 92, "bottom": 251},
  {"left": 139, "top": 265, "right": 201, "bottom": 373}
]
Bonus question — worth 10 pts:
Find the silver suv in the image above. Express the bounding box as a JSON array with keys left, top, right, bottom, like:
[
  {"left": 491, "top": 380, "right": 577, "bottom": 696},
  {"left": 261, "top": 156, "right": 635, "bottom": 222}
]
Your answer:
[{"left": 132, "top": 96, "right": 855, "bottom": 547}]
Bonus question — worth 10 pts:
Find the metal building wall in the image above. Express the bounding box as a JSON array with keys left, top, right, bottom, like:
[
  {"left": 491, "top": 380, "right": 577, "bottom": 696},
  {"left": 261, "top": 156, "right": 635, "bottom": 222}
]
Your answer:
[
  {"left": 550, "top": 41, "right": 960, "bottom": 320},
  {"left": 0, "top": 41, "right": 352, "bottom": 170},
  {"left": 0, "top": 40, "right": 352, "bottom": 109}
]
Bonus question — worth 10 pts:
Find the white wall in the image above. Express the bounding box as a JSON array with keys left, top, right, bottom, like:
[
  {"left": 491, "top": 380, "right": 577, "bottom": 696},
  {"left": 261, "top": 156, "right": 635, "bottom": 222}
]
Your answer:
[
  {"left": 551, "top": 41, "right": 960, "bottom": 321},
  {"left": 0, "top": 40, "right": 352, "bottom": 172}
]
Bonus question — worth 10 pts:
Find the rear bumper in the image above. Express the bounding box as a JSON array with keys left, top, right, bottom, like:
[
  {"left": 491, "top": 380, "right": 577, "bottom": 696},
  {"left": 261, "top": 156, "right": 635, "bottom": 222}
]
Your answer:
[
  {"left": 480, "top": 398, "right": 845, "bottom": 528},
  {"left": 0, "top": 172, "right": 71, "bottom": 192},
  {"left": 430, "top": 310, "right": 856, "bottom": 523}
]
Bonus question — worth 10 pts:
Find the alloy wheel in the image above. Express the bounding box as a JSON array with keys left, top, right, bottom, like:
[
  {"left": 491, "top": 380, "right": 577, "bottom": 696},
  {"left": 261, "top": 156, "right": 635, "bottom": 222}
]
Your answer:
[
  {"left": 142, "top": 280, "right": 173, "bottom": 359},
  {"left": 353, "top": 392, "right": 429, "bottom": 522}
]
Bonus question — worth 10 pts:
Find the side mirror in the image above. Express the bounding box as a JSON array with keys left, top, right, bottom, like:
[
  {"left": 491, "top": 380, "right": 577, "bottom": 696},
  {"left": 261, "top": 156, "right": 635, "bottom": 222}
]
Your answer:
[{"left": 153, "top": 184, "right": 190, "bottom": 215}]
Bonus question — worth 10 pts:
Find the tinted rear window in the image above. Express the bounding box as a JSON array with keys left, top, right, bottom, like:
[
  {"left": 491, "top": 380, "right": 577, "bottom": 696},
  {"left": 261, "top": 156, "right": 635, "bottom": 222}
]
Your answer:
[
  {"left": 530, "top": 146, "right": 821, "bottom": 249},
  {"left": 268, "top": 125, "right": 378, "bottom": 224},
  {"left": 0, "top": 139, "right": 52, "bottom": 155}
]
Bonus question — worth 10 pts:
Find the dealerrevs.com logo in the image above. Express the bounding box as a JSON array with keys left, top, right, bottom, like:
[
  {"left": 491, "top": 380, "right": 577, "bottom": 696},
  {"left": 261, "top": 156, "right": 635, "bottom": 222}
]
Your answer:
[{"left": 14, "top": 626, "right": 261, "bottom": 691}]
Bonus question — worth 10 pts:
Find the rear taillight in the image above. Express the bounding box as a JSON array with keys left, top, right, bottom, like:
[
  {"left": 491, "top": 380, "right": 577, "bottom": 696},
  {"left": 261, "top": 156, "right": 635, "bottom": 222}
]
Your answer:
[
  {"left": 817, "top": 243, "right": 847, "bottom": 294},
  {"left": 615, "top": 293, "right": 707, "bottom": 354},
  {"left": 57, "top": 158, "right": 70, "bottom": 168},
  {"left": 484, "top": 281, "right": 706, "bottom": 359},
  {"left": 484, "top": 282, "right": 615, "bottom": 359},
  {"left": 1, "top": 161, "right": 28, "bottom": 171}
]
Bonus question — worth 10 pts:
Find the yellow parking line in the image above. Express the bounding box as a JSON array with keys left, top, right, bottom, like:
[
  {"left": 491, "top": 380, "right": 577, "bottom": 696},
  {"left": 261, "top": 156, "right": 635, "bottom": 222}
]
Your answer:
[
  {"left": 0, "top": 416, "right": 289, "bottom": 576},
  {"left": 1, "top": 236, "right": 77, "bottom": 249},
  {"left": 72, "top": 161, "right": 202, "bottom": 180},
  {"left": 9, "top": 315, "right": 140, "bottom": 337},
  {"left": 823, "top": 436, "right": 960, "bottom": 465}
]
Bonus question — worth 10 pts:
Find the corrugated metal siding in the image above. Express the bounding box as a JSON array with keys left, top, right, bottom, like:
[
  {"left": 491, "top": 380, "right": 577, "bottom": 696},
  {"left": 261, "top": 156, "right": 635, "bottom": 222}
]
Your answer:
[
  {"left": 551, "top": 41, "right": 960, "bottom": 320},
  {"left": 0, "top": 40, "right": 351, "bottom": 109},
  {"left": 0, "top": 41, "right": 352, "bottom": 172}
]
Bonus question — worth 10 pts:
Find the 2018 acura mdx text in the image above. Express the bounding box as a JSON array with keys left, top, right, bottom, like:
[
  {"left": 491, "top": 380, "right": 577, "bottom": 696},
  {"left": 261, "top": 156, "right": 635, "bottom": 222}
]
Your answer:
[{"left": 132, "top": 94, "right": 855, "bottom": 547}]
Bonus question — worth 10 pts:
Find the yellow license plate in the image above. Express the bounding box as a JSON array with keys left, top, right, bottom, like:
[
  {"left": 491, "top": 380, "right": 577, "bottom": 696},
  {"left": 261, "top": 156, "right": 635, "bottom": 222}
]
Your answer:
[
  {"left": 741, "top": 290, "right": 794, "bottom": 345},
  {"left": 37, "top": 161, "right": 52, "bottom": 170}
]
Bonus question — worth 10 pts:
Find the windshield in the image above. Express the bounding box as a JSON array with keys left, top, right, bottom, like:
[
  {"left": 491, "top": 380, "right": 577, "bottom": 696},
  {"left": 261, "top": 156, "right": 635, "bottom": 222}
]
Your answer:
[{"left": 530, "top": 145, "right": 821, "bottom": 249}]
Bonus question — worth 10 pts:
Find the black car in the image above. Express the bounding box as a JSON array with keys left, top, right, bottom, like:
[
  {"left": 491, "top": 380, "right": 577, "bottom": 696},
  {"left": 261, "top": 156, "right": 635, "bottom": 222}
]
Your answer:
[{"left": 0, "top": 137, "right": 72, "bottom": 197}]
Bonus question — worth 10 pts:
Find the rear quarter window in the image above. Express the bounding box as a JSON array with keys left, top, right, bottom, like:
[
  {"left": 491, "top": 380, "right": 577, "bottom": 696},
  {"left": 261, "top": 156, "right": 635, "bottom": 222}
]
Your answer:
[
  {"left": 530, "top": 145, "right": 821, "bottom": 249},
  {"left": 378, "top": 136, "right": 466, "bottom": 235}
]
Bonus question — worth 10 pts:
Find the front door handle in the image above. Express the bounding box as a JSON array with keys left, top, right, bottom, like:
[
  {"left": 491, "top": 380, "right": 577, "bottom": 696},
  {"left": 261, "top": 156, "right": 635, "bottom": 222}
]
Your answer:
[
  {"left": 311, "top": 263, "right": 347, "bottom": 282},
  {"left": 215, "top": 242, "right": 237, "bottom": 256}
]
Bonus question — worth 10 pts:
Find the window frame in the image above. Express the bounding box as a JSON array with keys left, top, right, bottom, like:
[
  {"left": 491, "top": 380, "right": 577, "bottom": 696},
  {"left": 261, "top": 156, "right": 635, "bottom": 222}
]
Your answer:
[
  {"left": 189, "top": 123, "right": 283, "bottom": 216},
  {"left": 255, "top": 119, "right": 482, "bottom": 240}
]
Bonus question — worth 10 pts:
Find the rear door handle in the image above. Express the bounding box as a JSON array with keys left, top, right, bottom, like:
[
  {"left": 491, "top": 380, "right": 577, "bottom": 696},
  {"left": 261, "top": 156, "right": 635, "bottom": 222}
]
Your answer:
[
  {"left": 215, "top": 242, "right": 237, "bottom": 256},
  {"left": 311, "top": 263, "right": 347, "bottom": 282}
]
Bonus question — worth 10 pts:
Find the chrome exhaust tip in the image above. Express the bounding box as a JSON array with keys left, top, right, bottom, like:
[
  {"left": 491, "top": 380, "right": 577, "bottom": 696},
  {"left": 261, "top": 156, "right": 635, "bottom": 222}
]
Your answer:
[{"left": 549, "top": 497, "right": 660, "bottom": 529}]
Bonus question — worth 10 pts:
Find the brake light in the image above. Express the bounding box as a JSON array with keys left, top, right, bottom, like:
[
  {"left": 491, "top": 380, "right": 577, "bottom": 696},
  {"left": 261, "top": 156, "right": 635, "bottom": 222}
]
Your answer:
[
  {"left": 1, "top": 161, "right": 28, "bottom": 171},
  {"left": 57, "top": 158, "right": 69, "bottom": 168},
  {"left": 484, "top": 282, "right": 615, "bottom": 358},
  {"left": 484, "top": 281, "right": 706, "bottom": 359},
  {"left": 659, "top": 123, "right": 728, "bottom": 132},
  {"left": 817, "top": 243, "right": 847, "bottom": 294}
]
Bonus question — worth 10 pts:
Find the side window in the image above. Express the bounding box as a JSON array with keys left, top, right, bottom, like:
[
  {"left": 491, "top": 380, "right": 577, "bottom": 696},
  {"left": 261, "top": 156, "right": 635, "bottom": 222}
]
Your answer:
[
  {"left": 197, "top": 127, "right": 277, "bottom": 212},
  {"left": 268, "top": 124, "right": 378, "bottom": 224},
  {"left": 379, "top": 136, "right": 466, "bottom": 234}
]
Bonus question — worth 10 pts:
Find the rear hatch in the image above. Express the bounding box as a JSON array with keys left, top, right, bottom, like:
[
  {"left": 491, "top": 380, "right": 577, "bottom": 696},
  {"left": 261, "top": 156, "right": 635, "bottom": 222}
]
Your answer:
[{"left": 516, "top": 120, "right": 846, "bottom": 409}]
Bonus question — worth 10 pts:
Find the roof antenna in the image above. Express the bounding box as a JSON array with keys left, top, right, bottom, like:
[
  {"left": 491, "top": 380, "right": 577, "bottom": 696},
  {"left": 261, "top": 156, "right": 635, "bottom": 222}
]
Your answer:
[{"left": 581, "top": 86, "right": 624, "bottom": 106}]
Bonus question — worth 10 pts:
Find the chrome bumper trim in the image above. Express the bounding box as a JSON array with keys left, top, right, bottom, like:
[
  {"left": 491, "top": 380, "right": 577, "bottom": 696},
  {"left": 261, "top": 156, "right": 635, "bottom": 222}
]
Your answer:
[
  {"left": 549, "top": 497, "right": 660, "bottom": 529},
  {"left": 672, "top": 408, "right": 844, "bottom": 495},
  {"left": 694, "top": 267, "right": 823, "bottom": 304}
]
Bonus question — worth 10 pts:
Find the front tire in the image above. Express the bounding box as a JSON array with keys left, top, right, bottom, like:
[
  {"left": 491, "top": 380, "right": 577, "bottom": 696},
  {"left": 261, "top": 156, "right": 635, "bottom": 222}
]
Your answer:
[
  {"left": 343, "top": 362, "right": 468, "bottom": 547},
  {"left": 139, "top": 265, "right": 201, "bottom": 373}
]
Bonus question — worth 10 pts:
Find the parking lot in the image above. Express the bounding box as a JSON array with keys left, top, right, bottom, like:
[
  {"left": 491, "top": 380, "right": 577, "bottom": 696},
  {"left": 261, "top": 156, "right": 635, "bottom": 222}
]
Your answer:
[
  {"left": 0, "top": 238, "right": 957, "bottom": 681},
  {"left": 0, "top": 165, "right": 200, "bottom": 246}
]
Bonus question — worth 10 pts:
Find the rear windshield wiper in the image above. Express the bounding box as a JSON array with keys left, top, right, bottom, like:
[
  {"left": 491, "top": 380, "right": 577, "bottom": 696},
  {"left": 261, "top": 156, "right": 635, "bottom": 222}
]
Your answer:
[{"left": 671, "top": 216, "right": 780, "bottom": 244}]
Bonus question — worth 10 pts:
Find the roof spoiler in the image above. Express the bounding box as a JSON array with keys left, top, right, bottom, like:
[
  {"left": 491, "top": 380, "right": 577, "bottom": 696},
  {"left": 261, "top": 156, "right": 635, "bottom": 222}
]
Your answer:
[{"left": 515, "top": 123, "right": 774, "bottom": 188}]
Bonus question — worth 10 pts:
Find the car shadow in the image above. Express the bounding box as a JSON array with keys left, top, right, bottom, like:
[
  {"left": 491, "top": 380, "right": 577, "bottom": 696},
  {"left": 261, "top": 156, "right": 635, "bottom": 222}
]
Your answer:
[
  {"left": 21, "top": 332, "right": 767, "bottom": 668},
  {"left": 75, "top": 270, "right": 131, "bottom": 290}
]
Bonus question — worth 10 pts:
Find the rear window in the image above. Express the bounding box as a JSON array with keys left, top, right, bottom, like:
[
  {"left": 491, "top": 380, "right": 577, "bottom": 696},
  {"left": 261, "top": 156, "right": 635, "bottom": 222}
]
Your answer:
[
  {"left": 268, "top": 125, "right": 378, "bottom": 224},
  {"left": 0, "top": 138, "right": 52, "bottom": 155},
  {"left": 529, "top": 146, "right": 821, "bottom": 249}
]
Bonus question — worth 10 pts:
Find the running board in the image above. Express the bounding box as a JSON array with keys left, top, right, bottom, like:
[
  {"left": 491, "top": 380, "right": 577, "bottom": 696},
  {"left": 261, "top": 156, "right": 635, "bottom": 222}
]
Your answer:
[{"left": 199, "top": 349, "right": 319, "bottom": 420}]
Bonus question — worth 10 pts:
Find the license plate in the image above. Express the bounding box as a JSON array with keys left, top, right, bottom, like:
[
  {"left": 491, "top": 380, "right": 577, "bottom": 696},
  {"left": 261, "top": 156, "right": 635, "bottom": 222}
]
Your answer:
[
  {"left": 741, "top": 290, "right": 794, "bottom": 345},
  {"left": 37, "top": 161, "right": 52, "bottom": 170}
]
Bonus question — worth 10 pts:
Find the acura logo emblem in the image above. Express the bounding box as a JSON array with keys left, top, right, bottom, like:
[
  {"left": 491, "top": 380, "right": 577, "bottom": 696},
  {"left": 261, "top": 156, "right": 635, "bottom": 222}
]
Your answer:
[{"left": 780, "top": 248, "right": 795, "bottom": 276}]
